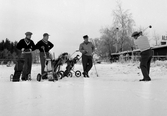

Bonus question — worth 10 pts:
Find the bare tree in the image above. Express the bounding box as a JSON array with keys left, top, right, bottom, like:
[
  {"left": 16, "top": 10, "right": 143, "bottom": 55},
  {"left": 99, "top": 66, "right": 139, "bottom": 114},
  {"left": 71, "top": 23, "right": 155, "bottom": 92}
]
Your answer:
[
  {"left": 100, "top": 27, "right": 118, "bottom": 57},
  {"left": 94, "top": 1, "right": 135, "bottom": 60},
  {"left": 90, "top": 27, "right": 118, "bottom": 60},
  {"left": 153, "top": 31, "right": 160, "bottom": 46},
  {"left": 112, "top": 1, "right": 135, "bottom": 52}
]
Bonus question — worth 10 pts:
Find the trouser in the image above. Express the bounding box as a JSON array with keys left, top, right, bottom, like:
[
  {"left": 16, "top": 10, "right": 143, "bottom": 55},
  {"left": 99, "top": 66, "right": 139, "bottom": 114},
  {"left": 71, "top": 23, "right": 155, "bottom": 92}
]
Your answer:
[
  {"left": 140, "top": 49, "right": 153, "bottom": 80},
  {"left": 82, "top": 54, "right": 93, "bottom": 74},
  {"left": 39, "top": 52, "right": 50, "bottom": 75},
  {"left": 13, "top": 71, "right": 22, "bottom": 81},
  {"left": 13, "top": 58, "right": 24, "bottom": 81},
  {"left": 21, "top": 53, "right": 32, "bottom": 80}
]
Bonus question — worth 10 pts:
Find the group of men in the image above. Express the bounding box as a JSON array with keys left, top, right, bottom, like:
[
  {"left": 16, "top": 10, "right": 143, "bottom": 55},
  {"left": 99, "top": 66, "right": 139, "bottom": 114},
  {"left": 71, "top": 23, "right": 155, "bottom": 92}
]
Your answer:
[
  {"left": 14, "top": 32, "right": 95, "bottom": 82},
  {"left": 16, "top": 32, "right": 54, "bottom": 81},
  {"left": 14, "top": 30, "right": 153, "bottom": 82}
]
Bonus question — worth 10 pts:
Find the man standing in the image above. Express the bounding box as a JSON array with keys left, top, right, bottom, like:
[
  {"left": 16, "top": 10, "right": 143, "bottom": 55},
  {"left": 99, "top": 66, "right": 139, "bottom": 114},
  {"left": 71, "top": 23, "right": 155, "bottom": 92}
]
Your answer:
[
  {"left": 17, "top": 32, "right": 36, "bottom": 81},
  {"left": 79, "top": 35, "right": 95, "bottom": 77},
  {"left": 132, "top": 32, "right": 153, "bottom": 81},
  {"left": 35, "top": 33, "right": 54, "bottom": 79}
]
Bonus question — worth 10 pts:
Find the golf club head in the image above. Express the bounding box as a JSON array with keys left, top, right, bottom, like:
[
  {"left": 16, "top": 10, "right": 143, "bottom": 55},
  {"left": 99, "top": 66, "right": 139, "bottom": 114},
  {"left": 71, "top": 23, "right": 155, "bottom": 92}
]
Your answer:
[{"left": 143, "top": 25, "right": 152, "bottom": 32}]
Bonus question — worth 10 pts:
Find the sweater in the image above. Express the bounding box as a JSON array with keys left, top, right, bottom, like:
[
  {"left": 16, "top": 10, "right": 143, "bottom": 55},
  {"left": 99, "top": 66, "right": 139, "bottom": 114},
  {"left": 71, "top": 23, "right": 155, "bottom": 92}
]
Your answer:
[
  {"left": 79, "top": 42, "right": 95, "bottom": 56},
  {"left": 35, "top": 39, "right": 54, "bottom": 52},
  {"left": 134, "top": 36, "right": 150, "bottom": 52},
  {"left": 17, "top": 38, "right": 35, "bottom": 51}
]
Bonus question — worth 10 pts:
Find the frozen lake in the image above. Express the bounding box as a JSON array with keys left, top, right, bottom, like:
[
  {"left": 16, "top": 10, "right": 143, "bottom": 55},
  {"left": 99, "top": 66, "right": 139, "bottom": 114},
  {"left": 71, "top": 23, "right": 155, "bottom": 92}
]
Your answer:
[{"left": 0, "top": 62, "right": 167, "bottom": 116}]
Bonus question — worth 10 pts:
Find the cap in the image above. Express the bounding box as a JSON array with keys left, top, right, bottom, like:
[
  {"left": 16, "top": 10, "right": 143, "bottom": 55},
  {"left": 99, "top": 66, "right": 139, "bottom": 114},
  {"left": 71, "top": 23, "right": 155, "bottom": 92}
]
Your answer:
[
  {"left": 43, "top": 33, "right": 50, "bottom": 37},
  {"left": 83, "top": 35, "right": 88, "bottom": 39},
  {"left": 131, "top": 31, "right": 140, "bottom": 37},
  {"left": 25, "top": 32, "right": 33, "bottom": 36}
]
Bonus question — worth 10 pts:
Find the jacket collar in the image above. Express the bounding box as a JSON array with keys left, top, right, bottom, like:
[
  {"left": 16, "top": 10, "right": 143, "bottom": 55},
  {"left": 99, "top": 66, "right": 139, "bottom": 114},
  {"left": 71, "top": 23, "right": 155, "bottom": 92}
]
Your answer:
[
  {"left": 83, "top": 41, "right": 90, "bottom": 45},
  {"left": 42, "top": 39, "right": 48, "bottom": 44}
]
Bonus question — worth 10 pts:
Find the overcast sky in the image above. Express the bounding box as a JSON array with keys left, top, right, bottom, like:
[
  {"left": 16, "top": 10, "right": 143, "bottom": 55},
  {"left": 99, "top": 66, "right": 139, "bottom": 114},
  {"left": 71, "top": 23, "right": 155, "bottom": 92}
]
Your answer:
[{"left": 0, "top": 0, "right": 167, "bottom": 56}]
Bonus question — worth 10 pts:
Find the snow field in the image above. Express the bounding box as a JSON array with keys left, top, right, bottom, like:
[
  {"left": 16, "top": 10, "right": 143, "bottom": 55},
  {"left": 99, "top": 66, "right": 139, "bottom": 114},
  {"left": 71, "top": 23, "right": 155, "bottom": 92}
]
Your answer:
[{"left": 0, "top": 61, "right": 167, "bottom": 116}]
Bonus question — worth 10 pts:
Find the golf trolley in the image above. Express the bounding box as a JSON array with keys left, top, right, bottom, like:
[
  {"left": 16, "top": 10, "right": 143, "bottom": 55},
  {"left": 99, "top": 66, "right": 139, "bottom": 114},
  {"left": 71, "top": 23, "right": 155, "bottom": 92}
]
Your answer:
[
  {"left": 60, "top": 52, "right": 82, "bottom": 78},
  {"left": 36, "top": 47, "right": 69, "bottom": 82}
]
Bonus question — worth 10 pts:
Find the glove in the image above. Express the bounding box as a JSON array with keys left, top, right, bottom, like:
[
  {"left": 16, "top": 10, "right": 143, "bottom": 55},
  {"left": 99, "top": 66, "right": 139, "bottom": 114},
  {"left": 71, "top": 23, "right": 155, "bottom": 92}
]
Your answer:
[
  {"left": 21, "top": 48, "right": 25, "bottom": 52},
  {"left": 41, "top": 46, "right": 45, "bottom": 49},
  {"left": 24, "top": 49, "right": 31, "bottom": 52},
  {"left": 82, "top": 50, "right": 87, "bottom": 54}
]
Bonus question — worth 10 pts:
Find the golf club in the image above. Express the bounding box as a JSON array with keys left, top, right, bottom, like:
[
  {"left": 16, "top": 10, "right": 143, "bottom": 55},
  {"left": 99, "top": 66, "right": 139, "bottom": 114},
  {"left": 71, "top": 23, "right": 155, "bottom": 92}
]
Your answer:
[
  {"left": 93, "top": 57, "right": 99, "bottom": 77},
  {"left": 139, "top": 25, "right": 152, "bottom": 35},
  {"left": 143, "top": 25, "right": 152, "bottom": 32},
  {"left": 71, "top": 50, "right": 80, "bottom": 56}
]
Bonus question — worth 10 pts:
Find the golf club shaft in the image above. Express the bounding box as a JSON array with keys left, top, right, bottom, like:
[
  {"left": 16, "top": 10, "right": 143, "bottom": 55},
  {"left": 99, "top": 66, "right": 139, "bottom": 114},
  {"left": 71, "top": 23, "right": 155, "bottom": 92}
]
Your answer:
[
  {"left": 70, "top": 50, "right": 79, "bottom": 57},
  {"left": 42, "top": 47, "right": 47, "bottom": 58},
  {"left": 143, "top": 27, "right": 148, "bottom": 32},
  {"left": 143, "top": 25, "right": 152, "bottom": 32},
  {"left": 93, "top": 58, "right": 99, "bottom": 77}
]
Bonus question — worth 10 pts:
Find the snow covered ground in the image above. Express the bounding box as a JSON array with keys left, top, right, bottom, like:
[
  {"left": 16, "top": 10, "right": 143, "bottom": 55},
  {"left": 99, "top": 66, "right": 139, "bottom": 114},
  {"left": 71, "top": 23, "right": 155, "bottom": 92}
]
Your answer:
[{"left": 0, "top": 61, "right": 167, "bottom": 116}]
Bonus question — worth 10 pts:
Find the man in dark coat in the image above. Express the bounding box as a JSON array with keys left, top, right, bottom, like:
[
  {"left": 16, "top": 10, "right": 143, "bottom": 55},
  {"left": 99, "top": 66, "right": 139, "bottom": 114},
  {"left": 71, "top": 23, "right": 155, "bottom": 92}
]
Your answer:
[
  {"left": 16, "top": 32, "right": 36, "bottom": 81},
  {"left": 35, "top": 33, "right": 54, "bottom": 79},
  {"left": 79, "top": 35, "right": 95, "bottom": 77}
]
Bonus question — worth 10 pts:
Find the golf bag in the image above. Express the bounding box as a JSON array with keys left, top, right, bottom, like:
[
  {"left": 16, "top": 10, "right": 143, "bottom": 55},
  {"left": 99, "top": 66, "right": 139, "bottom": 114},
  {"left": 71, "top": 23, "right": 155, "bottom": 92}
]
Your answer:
[
  {"left": 63, "top": 55, "right": 81, "bottom": 77},
  {"left": 12, "top": 58, "right": 24, "bottom": 82},
  {"left": 37, "top": 52, "right": 70, "bottom": 81}
]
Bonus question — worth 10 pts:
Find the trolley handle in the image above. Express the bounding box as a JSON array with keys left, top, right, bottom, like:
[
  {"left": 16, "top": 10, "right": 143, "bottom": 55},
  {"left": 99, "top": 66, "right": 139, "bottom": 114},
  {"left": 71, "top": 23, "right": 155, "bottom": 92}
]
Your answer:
[{"left": 41, "top": 46, "right": 47, "bottom": 58}]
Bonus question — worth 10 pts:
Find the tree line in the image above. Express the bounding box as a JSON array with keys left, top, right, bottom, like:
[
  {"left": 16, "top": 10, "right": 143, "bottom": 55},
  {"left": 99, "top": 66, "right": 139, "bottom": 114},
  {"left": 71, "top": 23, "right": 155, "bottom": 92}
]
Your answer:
[
  {"left": 0, "top": 38, "right": 39, "bottom": 64},
  {"left": 0, "top": 38, "right": 19, "bottom": 60}
]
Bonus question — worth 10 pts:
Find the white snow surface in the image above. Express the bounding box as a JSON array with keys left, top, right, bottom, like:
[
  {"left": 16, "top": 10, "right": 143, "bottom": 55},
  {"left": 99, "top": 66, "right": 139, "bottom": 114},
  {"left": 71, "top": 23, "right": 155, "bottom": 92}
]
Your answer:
[{"left": 0, "top": 61, "right": 167, "bottom": 116}]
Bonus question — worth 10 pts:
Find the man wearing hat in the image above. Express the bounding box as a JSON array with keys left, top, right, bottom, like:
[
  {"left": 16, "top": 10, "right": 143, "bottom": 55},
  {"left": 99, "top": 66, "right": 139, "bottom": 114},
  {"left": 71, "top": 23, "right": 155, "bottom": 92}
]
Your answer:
[
  {"left": 35, "top": 33, "right": 54, "bottom": 79},
  {"left": 16, "top": 32, "right": 36, "bottom": 81},
  {"left": 132, "top": 31, "right": 153, "bottom": 81},
  {"left": 79, "top": 35, "right": 95, "bottom": 77}
]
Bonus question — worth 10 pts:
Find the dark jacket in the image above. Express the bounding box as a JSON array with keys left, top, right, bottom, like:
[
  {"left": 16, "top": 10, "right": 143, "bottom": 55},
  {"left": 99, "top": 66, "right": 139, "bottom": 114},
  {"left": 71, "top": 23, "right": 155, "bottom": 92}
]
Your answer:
[
  {"left": 17, "top": 38, "right": 36, "bottom": 51},
  {"left": 35, "top": 39, "right": 54, "bottom": 52}
]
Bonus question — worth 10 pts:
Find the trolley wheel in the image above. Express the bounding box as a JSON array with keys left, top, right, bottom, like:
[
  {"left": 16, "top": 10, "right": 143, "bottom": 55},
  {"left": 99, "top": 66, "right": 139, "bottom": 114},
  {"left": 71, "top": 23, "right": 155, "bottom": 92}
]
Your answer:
[
  {"left": 10, "top": 74, "right": 14, "bottom": 81},
  {"left": 28, "top": 74, "right": 31, "bottom": 81},
  {"left": 67, "top": 72, "right": 73, "bottom": 77},
  {"left": 37, "top": 73, "right": 42, "bottom": 82},
  {"left": 75, "top": 70, "right": 81, "bottom": 77},
  {"left": 59, "top": 71, "right": 64, "bottom": 76},
  {"left": 57, "top": 71, "right": 64, "bottom": 80}
]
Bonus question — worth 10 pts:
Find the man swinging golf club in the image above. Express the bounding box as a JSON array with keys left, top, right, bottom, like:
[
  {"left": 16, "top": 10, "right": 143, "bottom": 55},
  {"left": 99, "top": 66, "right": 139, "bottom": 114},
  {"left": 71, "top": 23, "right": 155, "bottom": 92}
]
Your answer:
[
  {"left": 79, "top": 35, "right": 95, "bottom": 77},
  {"left": 132, "top": 31, "right": 153, "bottom": 81}
]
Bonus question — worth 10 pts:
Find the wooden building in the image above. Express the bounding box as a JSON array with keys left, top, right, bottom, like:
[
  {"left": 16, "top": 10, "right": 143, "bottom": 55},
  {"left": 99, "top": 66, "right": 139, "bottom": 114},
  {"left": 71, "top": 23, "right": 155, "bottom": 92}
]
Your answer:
[{"left": 110, "top": 45, "right": 167, "bottom": 62}]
